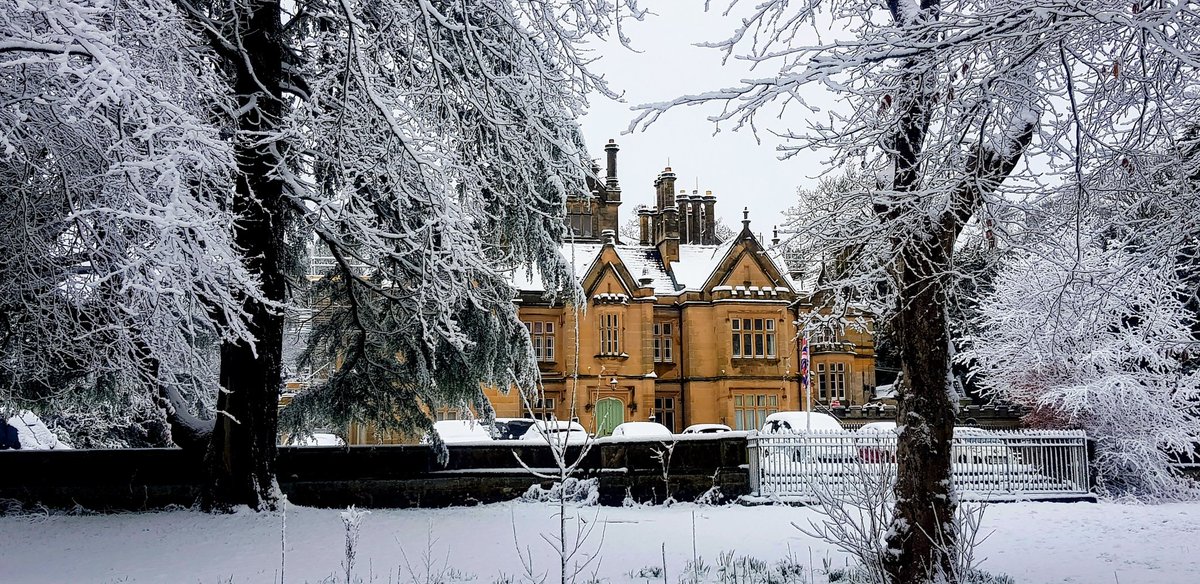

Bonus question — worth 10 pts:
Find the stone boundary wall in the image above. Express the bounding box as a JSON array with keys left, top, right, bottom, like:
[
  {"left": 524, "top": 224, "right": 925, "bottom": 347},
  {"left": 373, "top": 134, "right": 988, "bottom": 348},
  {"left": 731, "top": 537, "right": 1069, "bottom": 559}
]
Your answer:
[{"left": 0, "top": 436, "right": 749, "bottom": 511}]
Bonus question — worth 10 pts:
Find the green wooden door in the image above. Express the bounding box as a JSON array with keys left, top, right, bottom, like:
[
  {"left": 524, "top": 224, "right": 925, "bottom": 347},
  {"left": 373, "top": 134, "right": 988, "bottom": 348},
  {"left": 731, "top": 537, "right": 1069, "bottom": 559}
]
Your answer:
[{"left": 595, "top": 397, "right": 625, "bottom": 437}]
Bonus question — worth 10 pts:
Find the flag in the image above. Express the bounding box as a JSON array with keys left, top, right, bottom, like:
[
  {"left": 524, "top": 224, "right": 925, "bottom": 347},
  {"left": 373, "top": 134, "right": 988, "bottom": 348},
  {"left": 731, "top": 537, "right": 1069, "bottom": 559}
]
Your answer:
[{"left": 800, "top": 334, "right": 810, "bottom": 397}]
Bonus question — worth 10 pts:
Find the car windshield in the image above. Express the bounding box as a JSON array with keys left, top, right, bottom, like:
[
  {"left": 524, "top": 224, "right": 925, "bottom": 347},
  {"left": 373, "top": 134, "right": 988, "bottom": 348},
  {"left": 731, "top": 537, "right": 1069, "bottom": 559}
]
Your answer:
[{"left": 765, "top": 420, "right": 792, "bottom": 433}]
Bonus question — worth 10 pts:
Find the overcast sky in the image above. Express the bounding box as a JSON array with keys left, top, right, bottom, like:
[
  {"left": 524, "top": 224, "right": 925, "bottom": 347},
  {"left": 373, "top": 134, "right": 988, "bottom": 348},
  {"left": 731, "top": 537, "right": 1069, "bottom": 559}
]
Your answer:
[{"left": 577, "top": 3, "right": 838, "bottom": 238}]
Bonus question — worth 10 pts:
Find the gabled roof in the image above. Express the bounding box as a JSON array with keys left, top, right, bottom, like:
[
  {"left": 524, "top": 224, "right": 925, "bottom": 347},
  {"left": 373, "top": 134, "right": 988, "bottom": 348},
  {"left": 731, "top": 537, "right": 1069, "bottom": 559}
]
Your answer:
[{"left": 509, "top": 232, "right": 796, "bottom": 299}]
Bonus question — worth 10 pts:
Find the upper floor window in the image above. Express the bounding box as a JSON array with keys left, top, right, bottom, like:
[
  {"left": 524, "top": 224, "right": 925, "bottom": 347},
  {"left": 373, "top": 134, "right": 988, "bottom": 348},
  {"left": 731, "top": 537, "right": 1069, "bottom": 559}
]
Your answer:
[
  {"left": 653, "top": 322, "right": 674, "bottom": 363},
  {"left": 817, "top": 362, "right": 847, "bottom": 402},
  {"left": 567, "top": 211, "right": 593, "bottom": 238},
  {"left": 811, "top": 323, "right": 840, "bottom": 345},
  {"left": 599, "top": 313, "right": 621, "bottom": 356},
  {"left": 524, "top": 320, "right": 555, "bottom": 362},
  {"left": 731, "top": 318, "right": 776, "bottom": 359}
]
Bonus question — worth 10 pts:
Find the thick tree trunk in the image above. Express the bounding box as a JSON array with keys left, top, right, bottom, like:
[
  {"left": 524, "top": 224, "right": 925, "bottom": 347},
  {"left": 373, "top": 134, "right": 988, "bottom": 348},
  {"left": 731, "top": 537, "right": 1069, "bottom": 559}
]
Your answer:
[
  {"left": 201, "top": 0, "right": 288, "bottom": 512},
  {"left": 883, "top": 231, "right": 959, "bottom": 583}
]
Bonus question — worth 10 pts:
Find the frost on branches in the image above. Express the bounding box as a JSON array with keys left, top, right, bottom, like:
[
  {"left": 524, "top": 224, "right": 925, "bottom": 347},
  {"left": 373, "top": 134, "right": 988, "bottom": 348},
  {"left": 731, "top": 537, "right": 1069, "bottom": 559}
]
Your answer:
[
  {"left": 274, "top": 0, "right": 641, "bottom": 451},
  {"left": 967, "top": 232, "right": 1200, "bottom": 500},
  {"left": 0, "top": 0, "right": 253, "bottom": 429},
  {"left": 1, "top": 0, "right": 643, "bottom": 509},
  {"left": 631, "top": 0, "right": 1200, "bottom": 580}
]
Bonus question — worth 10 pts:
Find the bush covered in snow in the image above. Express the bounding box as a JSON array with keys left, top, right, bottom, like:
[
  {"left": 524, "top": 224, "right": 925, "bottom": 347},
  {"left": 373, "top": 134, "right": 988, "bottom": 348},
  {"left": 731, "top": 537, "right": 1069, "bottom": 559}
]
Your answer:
[{"left": 520, "top": 478, "right": 599, "bottom": 506}]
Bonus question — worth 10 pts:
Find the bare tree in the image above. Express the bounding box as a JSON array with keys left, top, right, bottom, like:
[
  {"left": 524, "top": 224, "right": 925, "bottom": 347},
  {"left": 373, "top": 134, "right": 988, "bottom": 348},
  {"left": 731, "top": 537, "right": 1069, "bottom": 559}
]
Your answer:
[{"left": 632, "top": 1, "right": 1199, "bottom": 581}]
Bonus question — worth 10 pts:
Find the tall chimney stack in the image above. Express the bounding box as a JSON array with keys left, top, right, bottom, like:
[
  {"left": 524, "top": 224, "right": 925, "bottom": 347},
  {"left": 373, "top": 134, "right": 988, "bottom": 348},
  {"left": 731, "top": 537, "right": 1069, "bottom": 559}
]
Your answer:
[
  {"left": 678, "top": 190, "right": 691, "bottom": 244},
  {"left": 604, "top": 139, "right": 620, "bottom": 191},
  {"left": 702, "top": 190, "right": 717, "bottom": 244},
  {"left": 637, "top": 206, "right": 653, "bottom": 246}
]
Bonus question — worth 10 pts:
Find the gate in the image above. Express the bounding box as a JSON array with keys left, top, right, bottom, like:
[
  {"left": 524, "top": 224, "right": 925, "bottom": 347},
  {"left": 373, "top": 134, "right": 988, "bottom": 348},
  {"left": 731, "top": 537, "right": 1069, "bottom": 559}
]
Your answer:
[{"left": 746, "top": 429, "right": 1091, "bottom": 502}]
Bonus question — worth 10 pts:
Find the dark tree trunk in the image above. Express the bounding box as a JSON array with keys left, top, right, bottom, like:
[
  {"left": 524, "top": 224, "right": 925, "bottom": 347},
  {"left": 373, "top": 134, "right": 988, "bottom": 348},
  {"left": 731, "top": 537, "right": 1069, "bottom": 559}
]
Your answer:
[
  {"left": 883, "top": 230, "right": 959, "bottom": 582},
  {"left": 201, "top": 0, "right": 288, "bottom": 512}
]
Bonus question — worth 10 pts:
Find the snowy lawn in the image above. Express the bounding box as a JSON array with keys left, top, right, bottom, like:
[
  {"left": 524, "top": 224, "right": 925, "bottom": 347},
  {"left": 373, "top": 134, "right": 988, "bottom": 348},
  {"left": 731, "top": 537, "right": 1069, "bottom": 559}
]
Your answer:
[{"left": 2, "top": 500, "right": 1198, "bottom": 584}]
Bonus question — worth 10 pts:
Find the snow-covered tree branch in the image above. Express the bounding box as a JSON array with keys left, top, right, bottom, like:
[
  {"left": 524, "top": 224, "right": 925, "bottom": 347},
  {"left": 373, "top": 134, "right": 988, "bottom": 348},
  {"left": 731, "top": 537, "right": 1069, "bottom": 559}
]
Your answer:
[{"left": 631, "top": 0, "right": 1200, "bottom": 581}]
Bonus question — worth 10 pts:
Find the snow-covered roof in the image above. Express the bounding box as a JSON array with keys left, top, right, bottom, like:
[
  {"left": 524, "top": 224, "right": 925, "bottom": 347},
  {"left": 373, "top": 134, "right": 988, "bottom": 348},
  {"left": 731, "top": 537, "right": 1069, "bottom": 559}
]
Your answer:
[
  {"left": 509, "top": 241, "right": 678, "bottom": 296},
  {"left": 612, "top": 245, "right": 676, "bottom": 294},
  {"left": 508, "top": 242, "right": 605, "bottom": 293},
  {"left": 509, "top": 236, "right": 792, "bottom": 299},
  {"left": 670, "top": 241, "right": 733, "bottom": 290}
]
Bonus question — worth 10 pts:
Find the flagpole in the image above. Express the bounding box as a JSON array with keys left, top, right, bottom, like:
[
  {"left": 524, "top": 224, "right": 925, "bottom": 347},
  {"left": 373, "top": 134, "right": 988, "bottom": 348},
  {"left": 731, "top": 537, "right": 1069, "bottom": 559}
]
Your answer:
[{"left": 801, "top": 329, "right": 811, "bottom": 432}]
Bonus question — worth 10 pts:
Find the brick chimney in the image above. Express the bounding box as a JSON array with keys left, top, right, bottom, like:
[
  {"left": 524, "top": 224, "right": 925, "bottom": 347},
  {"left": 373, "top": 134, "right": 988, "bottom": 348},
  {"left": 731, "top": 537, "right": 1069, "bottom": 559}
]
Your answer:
[
  {"left": 653, "top": 167, "right": 680, "bottom": 264},
  {"left": 702, "top": 190, "right": 716, "bottom": 244},
  {"left": 595, "top": 139, "right": 622, "bottom": 239},
  {"left": 637, "top": 205, "right": 653, "bottom": 246},
  {"left": 604, "top": 139, "right": 620, "bottom": 191},
  {"left": 678, "top": 190, "right": 691, "bottom": 244}
]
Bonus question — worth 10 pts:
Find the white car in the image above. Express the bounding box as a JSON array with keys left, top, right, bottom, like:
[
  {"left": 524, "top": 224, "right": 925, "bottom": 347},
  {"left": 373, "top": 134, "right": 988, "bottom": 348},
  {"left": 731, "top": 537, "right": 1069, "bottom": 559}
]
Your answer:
[
  {"left": 429, "top": 420, "right": 495, "bottom": 444},
  {"left": 610, "top": 421, "right": 673, "bottom": 439},
  {"left": 494, "top": 418, "right": 538, "bottom": 440},
  {"left": 760, "top": 411, "right": 845, "bottom": 434},
  {"left": 682, "top": 423, "right": 732, "bottom": 435},
  {"left": 518, "top": 420, "right": 590, "bottom": 446},
  {"left": 759, "top": 411, "right": 854, "bottom": 462},
  {"left": 1, "top": 411, "right": 72, "bottom": 450}
]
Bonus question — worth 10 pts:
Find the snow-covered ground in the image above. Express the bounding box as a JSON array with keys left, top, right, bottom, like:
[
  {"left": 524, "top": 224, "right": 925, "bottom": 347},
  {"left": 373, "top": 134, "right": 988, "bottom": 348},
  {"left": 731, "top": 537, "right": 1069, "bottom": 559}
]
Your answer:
[{"left": 2, "top": 499, "right": 1197, "bottom": 584}]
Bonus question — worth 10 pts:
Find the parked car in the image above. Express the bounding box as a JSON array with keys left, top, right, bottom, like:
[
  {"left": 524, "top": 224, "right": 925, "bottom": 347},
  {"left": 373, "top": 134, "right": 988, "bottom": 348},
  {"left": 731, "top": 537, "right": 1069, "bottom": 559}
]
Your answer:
[
  {"left": 494, "top": 418, "right": 538, "bottom": 440},
  {"left": 952, "top": 427, "right": 1017, "bottom": 464},
  {"left": 0, "top": 411, "right": 71, "bottom": 450},
  {"left": 518, "top": 420, "right": 590, "bottom": 446},
  {"left": 855, "top": 421, "right": 897, "bottom": 462},
  {"left": 610, "top": 421, "right": 673, "bottom": 439},
  {"left": 428, "top": 420, "right": 495, "bottom": 444},
  {"left": 760, "top": 411, "right": 845, "bottom": 434},
  {"left": 682, "top": 423, "right": 732, "bottom": 435},
  {"left": 759, "top": 411, "right": 854, "bottom": 462}
]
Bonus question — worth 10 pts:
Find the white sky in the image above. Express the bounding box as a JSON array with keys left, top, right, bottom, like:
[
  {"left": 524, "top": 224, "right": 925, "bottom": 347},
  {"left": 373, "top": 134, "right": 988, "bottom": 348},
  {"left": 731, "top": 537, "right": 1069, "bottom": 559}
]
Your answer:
[{"left": 578, "top": 2, "right": 838, "bottom": 238}]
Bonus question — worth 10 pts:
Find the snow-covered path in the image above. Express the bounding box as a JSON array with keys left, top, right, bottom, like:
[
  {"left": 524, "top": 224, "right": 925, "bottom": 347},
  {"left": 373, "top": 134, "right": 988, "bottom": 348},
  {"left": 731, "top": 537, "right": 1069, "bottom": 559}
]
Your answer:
[{"left": 2, "top": 500, "right": 1197, "bottom": 583}]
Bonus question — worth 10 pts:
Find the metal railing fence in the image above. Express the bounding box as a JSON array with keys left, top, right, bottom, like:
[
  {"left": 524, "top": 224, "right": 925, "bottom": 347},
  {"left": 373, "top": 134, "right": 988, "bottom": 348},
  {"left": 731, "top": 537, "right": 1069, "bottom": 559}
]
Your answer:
[{"left": 747, "top": 429, "right": 1090, "bottom": 501}]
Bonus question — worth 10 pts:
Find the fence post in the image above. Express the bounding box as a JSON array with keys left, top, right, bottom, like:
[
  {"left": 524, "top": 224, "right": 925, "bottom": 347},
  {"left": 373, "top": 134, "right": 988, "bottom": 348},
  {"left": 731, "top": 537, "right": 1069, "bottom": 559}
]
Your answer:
[{"left": 747, "top": 431, "right": 761, "bottom": 496}]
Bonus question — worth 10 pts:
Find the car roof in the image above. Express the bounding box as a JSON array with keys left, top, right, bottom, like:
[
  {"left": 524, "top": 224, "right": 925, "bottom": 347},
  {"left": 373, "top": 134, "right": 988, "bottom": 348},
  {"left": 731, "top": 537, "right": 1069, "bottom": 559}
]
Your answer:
[
  {"left": 684, "top": 423, "right": 731, "bottom": 432},
  {"left": 761, "top": 411, "right": 844, "bottom": 433},
  {"left": 612, "top": 422, "right": 672, "bottom": 435},
  {"left": 858, "top": 421, "right": 898, "bottom": 432}
]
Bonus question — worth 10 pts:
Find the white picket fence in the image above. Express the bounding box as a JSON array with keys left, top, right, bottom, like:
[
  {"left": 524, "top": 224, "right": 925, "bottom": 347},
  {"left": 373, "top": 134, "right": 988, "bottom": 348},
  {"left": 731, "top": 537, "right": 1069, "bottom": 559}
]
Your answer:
[{"left": 746, "top": 429, "right": 1091, "bottom": 502}]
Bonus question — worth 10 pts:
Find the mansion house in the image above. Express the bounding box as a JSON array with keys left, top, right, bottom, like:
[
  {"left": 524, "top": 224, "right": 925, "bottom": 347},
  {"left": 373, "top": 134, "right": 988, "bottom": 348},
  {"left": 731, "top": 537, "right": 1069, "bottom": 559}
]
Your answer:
[{"left": 484, "top": 140, "right": 876, "bottom": 435}]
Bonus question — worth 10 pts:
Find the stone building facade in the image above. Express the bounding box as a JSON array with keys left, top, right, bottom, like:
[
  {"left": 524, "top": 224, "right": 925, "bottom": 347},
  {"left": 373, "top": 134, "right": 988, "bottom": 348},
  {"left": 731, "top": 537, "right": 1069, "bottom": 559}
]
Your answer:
[{"left": 487, "top": 140, "right": 877, "bottom": 434}]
